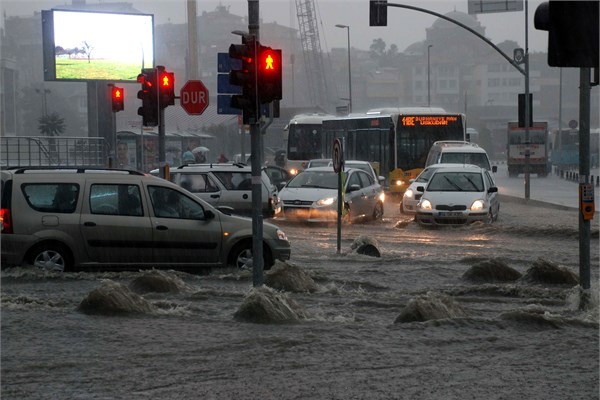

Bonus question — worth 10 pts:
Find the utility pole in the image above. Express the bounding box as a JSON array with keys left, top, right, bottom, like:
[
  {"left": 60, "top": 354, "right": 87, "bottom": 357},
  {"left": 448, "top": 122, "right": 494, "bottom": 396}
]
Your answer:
[{"left": 248, "top": 0, "right": 264, "bottom": 287}]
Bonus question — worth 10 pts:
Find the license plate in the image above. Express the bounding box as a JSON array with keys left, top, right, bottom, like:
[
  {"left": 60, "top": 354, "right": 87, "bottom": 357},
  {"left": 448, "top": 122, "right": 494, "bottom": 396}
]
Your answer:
[{"left": 438, "top": 211, "right": 462, "bottom": 217}]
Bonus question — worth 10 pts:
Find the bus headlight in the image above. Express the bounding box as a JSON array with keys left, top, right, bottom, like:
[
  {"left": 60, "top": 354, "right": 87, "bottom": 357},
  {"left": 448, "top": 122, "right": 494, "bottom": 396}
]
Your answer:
[
  {"left": 394, "top": 179, "right": 405, "bottom": 186},
  {"left": 419, "top": 199, "right": 432, "bottom": 210},
  {"left": 470, "top": 200, "right": 485, "bottom": 211}
]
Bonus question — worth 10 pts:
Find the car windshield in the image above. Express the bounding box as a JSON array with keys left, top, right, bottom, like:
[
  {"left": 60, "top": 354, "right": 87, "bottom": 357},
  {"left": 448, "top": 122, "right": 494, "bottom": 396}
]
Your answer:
[
  {"left": 427, "top": 172, "right": 484, "bottom": 192},
  {"left": 287, "top": 170, "right": 338, "bottom": 189},
  {"left": 415, "top": 167, "right": 437, "bottom": 183},
  {"left": 440, "top": 153, "right": 491, "bottom": 170}
]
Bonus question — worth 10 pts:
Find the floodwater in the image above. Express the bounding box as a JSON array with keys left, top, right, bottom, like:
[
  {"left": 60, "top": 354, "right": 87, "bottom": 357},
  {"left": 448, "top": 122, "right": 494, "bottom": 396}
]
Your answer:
[{"left": 2, "top": 198, "right": 599, "bottom": 399}]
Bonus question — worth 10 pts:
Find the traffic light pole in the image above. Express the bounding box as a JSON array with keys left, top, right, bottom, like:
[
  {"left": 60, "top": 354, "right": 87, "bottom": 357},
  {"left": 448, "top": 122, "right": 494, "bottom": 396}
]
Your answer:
[
  {"left": 579, "top": 67, "right": 591, "bottom": 298},
  {"left": 248, "top": 0, "right": 264, "bottom": 287},
  {"left": 524, "top": 0, "right": 531, "bottom": 200}
]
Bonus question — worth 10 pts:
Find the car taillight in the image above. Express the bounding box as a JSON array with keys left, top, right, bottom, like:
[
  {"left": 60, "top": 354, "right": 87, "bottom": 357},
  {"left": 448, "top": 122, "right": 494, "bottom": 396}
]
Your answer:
[{"left": 1, "top": 208, "right": 12, "bottom": 233}]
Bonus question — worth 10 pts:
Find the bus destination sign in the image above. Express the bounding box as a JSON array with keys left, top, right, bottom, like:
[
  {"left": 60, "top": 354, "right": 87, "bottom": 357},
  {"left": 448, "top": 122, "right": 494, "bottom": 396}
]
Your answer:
[{"left": 401, "top": 115, "right": 459, "bottom": 127}]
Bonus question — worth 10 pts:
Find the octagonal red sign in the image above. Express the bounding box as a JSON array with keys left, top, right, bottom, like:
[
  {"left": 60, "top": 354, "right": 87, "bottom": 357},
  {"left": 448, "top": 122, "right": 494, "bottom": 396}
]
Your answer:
[{"left": 180, "top": 80, "right": 209, "bottom": 115}]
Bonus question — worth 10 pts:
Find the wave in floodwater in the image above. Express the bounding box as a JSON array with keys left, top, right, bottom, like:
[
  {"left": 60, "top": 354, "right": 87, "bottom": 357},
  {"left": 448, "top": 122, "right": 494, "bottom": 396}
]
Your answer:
[
  {"left": 233, "top": 285, "right": 309, "bottom": 323},
  {"left": 392, "top": 218, "right": 598, "bottom": 240}
]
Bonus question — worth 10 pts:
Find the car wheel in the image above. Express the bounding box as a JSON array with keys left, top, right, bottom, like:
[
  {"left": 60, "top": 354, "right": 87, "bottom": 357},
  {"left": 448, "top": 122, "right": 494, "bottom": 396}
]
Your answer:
[
  {"left": 486, "top": 210, "right": 494, "bottom": 224},
  {"left": 373, "top": 201, "right": 384, "bottom": 220},
  {"left": 29, "top": 243, "right": 71, "bottom": 272},
  {"left": 228, "top": 241, "right": 273, "bottom": 270},
  {"left": 399, "top": 201, "right": 406, "bottom": 215}
]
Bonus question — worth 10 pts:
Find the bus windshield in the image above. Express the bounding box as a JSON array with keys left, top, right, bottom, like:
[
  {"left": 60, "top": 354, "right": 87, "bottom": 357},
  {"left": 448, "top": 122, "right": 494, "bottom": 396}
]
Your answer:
[
  {"left": 287, "top": 124, "right": 323, "bottom": 161},
  {"left": 396, "top": 116, "right": 464, "bottom": 171}
]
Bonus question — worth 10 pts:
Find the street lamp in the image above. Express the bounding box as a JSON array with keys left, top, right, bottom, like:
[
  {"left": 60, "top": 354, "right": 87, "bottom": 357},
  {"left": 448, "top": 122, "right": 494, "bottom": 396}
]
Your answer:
[
  {"left": 427, "top": 44, "right": 433, "bottom": 107},
  {"left": 335, "top": 24, "right": 352, "bottom": 113}
]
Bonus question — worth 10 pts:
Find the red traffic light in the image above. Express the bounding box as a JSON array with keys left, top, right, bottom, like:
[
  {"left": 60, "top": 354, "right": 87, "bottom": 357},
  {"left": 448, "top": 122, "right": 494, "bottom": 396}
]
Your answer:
[
  {"left": 157, "top": 69, "right": 175, "bottom": 107},
  {"left": 259, "top": 48, "right": 280, "bottom": 73},
  {"left": 111, "top": 86, "right": 124, "bottom": 112}
]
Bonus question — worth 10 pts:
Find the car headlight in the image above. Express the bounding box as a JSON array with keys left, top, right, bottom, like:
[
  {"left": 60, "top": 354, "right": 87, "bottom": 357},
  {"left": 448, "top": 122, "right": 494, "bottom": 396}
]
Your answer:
[
  {"left": 419, "top": 199, "right": 432, "bottom": 210},
  {"left": 290, "top": 168, "right": 299, "bottom": 176},
  {"left": 316, "top": 197, "right": 336, "bottom": 206},
  {"left": 379, "top": 192, "right": 385, "bottom": 202},
  {"left": 470, "top": 200, "right": 485, "bottom": 211},
  {"left": 276, "top": 229, "right": 288, "bottom": 241},
  {"left": 404, "top": 189, "right": 414, "bottom": 199}
]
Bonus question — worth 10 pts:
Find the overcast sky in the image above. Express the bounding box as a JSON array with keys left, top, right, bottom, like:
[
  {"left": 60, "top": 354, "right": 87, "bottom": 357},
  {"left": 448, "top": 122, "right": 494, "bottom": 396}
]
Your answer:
[{"left": 2, "top": 0, "right": 548, "bottom": 53}]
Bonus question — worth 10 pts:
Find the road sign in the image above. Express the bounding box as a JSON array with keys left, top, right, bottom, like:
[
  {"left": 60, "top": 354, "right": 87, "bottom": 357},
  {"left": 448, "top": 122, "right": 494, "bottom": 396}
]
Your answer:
[
  {"left": 468, "top": 0, "right": 523, "bottom": 15},
  {"left": 217, "top": 95, "right": 242, "bottom": 115},
  {"left": 180, "top": 80, "right": 209, "bottom": 115},
  {"left": 217, "top": 74, "right": 242, "bottom": 94},
  {"left": 332, "top": 138, "right": 343, "bottom": 173}
]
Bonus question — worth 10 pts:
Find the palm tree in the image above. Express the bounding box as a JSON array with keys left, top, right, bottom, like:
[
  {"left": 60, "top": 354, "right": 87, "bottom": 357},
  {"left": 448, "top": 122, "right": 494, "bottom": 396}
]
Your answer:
[{"left": 38, "top": 112, "right": 65, "bottom": 163}]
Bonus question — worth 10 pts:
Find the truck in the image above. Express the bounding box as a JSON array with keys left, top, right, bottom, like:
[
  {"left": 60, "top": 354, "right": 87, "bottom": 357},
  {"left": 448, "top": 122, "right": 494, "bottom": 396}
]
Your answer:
[{"left": 506, "top": 121, "right": 549, "bottom": 178}]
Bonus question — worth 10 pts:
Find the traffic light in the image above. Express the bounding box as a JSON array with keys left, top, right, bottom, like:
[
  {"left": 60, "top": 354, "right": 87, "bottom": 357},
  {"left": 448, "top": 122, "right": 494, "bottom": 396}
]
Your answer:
[
  {"left": 229, "top": 35, "right": 257, "bottom": 124},
  {"left": 157, "top": 66, "right": 175, "bottom": 108},
  {"left": 534, "top": 1, "right": 599, "bottom": 68},
  {"left": 257, "top": 45, "right": 282, "bottom": 104},
  {"left": 369, "top": 0, "right": 388, "bottom": 27},
  {"left": 111, "top": 86, "right": 124, "bottom": 112},
  {"left": 137, "top": 68, "right": 158, "bottom": 126}
]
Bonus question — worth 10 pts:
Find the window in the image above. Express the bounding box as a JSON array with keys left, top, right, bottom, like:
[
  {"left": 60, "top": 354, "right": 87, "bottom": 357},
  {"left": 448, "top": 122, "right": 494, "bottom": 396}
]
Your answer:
[
  {"left": 148, "top": 186, "right": 204, "bottom": 219},
  {"left": 90, "top": 184, "right": 142, "bottom": 216},
  {"left": 213, "top": 171, "right": 252, "bottom": 190},
  {"left": 178, "top": 173, "right": 218, "bottom": 193},
  {"left": 22, "top": 183, "right": 79, "bottom": 213}
]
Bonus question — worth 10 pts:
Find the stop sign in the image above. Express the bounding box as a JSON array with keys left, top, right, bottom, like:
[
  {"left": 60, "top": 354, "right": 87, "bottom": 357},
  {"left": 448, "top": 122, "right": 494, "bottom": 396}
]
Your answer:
[{"left": 180, "top": 80, "right": 209, "bottom": 115}]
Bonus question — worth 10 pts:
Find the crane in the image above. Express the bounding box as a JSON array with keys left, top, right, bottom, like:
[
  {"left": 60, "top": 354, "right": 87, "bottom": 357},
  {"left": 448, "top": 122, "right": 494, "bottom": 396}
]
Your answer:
[{"left": 295, "top": 0, "right": 329, "bottom": 109}]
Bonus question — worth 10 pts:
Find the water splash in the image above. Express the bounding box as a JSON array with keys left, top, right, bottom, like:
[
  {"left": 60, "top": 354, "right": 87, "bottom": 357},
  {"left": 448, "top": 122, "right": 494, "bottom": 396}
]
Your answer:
[
  {"left": 233, "top": 286, "right": 309, "bottom": 323},
  {"left": 394, "top": 291, "right": 468, "bottom": 323},
  {"left": 265, "top": 260, "right": 318, "bottom": 293},
  {"left": 78, "top": 280, "right": 156, "bottom": 315},
  {"left": 128, "top": 269, "right": 192, "bottom": 294},
  {"left": 462, "top": 258, "right": 522, "bottom": 283},
  {"left": 521, "top": 258, "right": 579, "bottom": 285}
]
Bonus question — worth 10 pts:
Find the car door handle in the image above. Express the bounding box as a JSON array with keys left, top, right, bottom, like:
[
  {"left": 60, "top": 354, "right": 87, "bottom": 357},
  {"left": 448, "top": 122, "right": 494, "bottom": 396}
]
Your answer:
[
  {"left": 210, "top": 194, "right": 220, "bottom": 198},
  {"left": 156, "top": 225, "right": 168, "bottom": 231},
  {"left": 83, "top": 221, "right": 96, "bottom": 227}
]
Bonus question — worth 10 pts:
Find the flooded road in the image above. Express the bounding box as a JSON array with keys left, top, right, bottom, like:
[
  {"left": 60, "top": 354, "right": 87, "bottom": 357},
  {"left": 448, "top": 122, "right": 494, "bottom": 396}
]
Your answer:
[{"left": 2, "top": 197, "right": 598, "bottom": 399}]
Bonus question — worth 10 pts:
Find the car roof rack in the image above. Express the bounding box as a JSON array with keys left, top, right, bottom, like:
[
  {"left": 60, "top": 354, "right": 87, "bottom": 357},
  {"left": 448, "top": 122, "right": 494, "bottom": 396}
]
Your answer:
[
  {"left": 5, "top": 166, "right": 145, "bottom": 176},
  {"left": 174, "top": 162, "right": 248, "bottom": 170}
]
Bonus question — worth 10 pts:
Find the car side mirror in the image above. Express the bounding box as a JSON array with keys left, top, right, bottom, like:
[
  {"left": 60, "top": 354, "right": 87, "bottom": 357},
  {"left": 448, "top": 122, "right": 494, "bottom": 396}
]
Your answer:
[
  {"left": 416, "top": 186, "right": 425, "bottom": 193},
  {"left": 204, "top": 209, "right": 216, "bottom": 219},
  {"left": 378, "top": 176, "right": 385, "bottom": 183},
  {"left": 488, "top": 187, "right": 498, "bottom": 193},
  {"left": 346, "top": 184, "right": 361, "bottom": 193},
  {"left": 492, "top": 165, "right": 498, "bottom": 173},
  {"left": 277, "top": 181, "right": 287, "bottom": 191}
]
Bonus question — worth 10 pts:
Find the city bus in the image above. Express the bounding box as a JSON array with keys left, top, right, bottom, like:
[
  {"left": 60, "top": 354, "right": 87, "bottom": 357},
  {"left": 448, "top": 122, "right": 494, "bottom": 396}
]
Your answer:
[
  {"left": 321, "top": 107, "right": 466, "bottom": 195},
  {"left": 283, "top": 113, "right": 336, "bottom": 175}
]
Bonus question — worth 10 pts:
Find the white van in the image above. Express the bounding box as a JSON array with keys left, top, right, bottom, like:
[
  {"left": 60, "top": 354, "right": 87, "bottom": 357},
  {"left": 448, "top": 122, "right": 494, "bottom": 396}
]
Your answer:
[{"left": 425, "top": 141, "right": 496, "bottom": 172}]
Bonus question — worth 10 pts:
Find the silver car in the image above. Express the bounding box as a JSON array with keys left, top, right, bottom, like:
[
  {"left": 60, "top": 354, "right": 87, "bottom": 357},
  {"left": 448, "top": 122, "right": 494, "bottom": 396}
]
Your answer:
[
  {"left": 278, "top": 166, "right": 385, "bottom": 223},
  {"left": 158, "top": 163, "right": 281, "bottom": 218}
]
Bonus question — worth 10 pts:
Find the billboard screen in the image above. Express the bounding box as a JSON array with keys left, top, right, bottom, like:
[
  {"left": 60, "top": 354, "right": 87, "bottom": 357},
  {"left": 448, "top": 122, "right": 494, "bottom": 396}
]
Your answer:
[{"left": 42, "top": 9, "right": 154, "bottom": 82}]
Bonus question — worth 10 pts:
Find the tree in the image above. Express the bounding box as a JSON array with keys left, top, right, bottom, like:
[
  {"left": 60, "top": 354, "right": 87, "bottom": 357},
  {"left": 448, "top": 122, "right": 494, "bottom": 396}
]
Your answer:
[
  {"left": 369, "top": 38, "right": 386, "bottom": 60},
  {"left": 38, "top": 112, "right": 65, "bottom": 137},
  {"left": 82, "top": 41, "right": 93, "bottom": 63},
  {"left": 38, "top": 112, "right": 65, "bottom": 164}
]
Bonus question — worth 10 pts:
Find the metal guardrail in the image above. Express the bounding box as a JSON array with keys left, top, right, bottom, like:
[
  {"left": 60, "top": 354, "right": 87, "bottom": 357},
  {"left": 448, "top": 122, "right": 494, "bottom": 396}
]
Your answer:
[{"left": 0, "top": 136, "right": 108, "bottom": 167}]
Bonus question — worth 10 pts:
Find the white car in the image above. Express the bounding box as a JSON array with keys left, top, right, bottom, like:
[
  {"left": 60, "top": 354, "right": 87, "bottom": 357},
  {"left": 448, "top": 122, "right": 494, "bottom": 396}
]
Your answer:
[
  {"left": 278, "top": 166, "right": 385, "bottom": 223},
  {"left": 415, "top": 165, "right": 500, "bottom": 226},
  {"left": 401, "top": 163, "right": 478, "bottom": 215}
]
